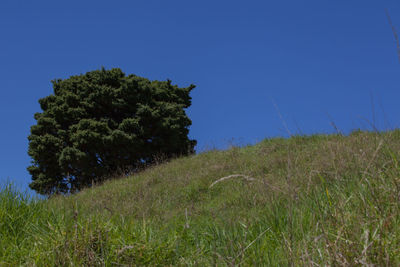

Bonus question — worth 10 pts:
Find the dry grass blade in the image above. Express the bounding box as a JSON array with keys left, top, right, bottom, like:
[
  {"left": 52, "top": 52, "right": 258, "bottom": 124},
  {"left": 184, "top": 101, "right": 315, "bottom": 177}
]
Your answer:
[
  {"left": 272, "top": 100, "right": 292, "bottom": 136},
  {"left": 116, "top": 245, "right": 135, "bottom": 255},
  {"left": 236, "top": 227, "right": 271, "bottom": 262},
  {"left": 361, "top": 139, "right": 383, "bottom": 182},
  {"left": 209, "top": 174, "right": 256, "bottom": 188},
  {"left": 386, "top": 9, "right": 400, "bottom": 63}
]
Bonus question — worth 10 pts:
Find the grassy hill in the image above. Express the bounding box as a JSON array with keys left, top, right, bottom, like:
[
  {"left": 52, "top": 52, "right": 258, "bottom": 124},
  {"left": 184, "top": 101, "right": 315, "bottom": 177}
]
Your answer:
[{"left": 2, "top": 130, "right": 400, "bottom": 266}]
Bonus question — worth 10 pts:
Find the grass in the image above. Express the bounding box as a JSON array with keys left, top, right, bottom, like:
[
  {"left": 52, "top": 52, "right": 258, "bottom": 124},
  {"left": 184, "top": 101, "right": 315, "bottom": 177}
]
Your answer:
[{"left": 2, "top": 130, "right": 400, "bottom": 266}]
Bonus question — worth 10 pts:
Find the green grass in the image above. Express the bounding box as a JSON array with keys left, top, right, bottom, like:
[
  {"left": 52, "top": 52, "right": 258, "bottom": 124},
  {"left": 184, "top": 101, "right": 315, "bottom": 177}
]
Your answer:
[{"left": 2, "top": 130, "right": 400, "bottom": 266}]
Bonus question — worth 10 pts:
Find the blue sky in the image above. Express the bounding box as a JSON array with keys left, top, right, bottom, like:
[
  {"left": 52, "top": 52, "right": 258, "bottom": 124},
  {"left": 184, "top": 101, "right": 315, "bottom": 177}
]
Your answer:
[{"left": 0, "top": 0, "right": 399, "bottom": 193}]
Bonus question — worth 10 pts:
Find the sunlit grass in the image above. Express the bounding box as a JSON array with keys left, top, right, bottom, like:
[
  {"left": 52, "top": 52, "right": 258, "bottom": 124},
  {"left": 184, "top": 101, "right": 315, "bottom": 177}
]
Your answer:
[{"left": 2, "top": 130, "right": 400, "bottom": 265}]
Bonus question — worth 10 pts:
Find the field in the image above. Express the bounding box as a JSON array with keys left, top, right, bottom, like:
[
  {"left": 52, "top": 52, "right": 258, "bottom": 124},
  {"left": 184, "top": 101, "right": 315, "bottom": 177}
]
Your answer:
[{"left": 1, "top": 130, "right": 400, "bottom": 266}]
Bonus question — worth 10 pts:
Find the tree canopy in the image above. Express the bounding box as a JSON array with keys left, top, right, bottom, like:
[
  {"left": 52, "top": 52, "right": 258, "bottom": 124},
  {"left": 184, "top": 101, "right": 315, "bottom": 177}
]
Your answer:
[{"left": 28, "top": 68, "right": 196, "bottom": 195}]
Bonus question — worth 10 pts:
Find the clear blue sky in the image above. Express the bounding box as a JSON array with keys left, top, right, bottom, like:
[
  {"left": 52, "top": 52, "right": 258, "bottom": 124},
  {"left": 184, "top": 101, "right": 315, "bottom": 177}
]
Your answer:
[{"left": 0, "top": 0, "right": 399, "bottom": 193}]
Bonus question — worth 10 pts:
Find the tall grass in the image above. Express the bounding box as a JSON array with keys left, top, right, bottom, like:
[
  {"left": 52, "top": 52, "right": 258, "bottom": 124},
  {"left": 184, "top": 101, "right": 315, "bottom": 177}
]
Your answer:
[
  {"left": 1, "top": 131, "right": 400, "bottom": 265},
  {"left": 0, "top": 184, "right": 44, "bottom": 264}
]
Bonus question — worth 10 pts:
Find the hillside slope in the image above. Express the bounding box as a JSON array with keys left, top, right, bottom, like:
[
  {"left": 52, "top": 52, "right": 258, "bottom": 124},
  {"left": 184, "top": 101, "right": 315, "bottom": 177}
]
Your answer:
[{"left": 2, "top": 131, "right": 400, "bottom": 266}]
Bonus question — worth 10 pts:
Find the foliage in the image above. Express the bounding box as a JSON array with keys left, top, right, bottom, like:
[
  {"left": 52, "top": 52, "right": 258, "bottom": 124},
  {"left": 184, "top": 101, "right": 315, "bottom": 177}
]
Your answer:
[
  {"left": 3, "top": 131, "right": 400, "bottom": 265},
  {"left": 27, "top": 68, "right": 196, "bottom": 195}
]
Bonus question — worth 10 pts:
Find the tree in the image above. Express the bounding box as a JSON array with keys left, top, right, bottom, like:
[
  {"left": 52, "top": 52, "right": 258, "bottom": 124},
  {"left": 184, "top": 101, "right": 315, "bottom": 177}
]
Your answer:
[{"left": 27, "top": 68, "right": 196, "bottom": 195}]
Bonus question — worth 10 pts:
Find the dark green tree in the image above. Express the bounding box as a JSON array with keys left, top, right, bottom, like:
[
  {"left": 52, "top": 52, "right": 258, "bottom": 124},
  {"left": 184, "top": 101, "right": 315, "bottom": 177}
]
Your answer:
[{"left": 28, "top": 68, "right": 196, "bottom": 195}]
